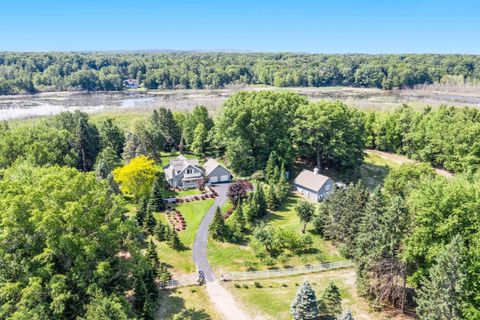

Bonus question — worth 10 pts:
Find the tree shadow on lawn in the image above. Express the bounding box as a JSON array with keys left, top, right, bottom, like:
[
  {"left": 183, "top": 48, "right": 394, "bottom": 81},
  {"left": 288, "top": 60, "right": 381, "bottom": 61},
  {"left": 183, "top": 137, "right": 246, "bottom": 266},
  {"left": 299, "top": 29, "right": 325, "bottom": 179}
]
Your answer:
[
  {"left": 261, "top": 208, "right": 287, "bottom": 224},
  {"left": 157, "top": 289, "right": 212, "bottom": 320}
]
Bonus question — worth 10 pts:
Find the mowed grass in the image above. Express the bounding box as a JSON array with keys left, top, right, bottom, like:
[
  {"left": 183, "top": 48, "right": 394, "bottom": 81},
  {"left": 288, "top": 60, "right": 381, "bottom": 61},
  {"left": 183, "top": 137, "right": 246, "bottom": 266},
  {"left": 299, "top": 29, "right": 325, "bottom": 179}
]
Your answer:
[
  {"left": 223, "top": 268, "right": 378, "bottom": 320},
  {"left": 154, "top": 199, "right": 215, "bottom": 275},
  {"left": 207, "top": 194, "right": 344, "bottom": 273},
  {"left": 157, "top": 286, "right": 221, "bottom": 320}
]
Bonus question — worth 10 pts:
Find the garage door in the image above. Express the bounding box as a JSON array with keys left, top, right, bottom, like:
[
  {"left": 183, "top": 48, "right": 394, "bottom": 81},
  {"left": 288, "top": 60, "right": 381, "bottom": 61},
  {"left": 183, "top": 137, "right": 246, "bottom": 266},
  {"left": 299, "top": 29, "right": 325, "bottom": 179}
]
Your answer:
[
  {"left": 220, "top": 175, "right": 229, "bottom": 182},
  {"left": 210, "top": 176, "right": 218, "bottom": 183}
]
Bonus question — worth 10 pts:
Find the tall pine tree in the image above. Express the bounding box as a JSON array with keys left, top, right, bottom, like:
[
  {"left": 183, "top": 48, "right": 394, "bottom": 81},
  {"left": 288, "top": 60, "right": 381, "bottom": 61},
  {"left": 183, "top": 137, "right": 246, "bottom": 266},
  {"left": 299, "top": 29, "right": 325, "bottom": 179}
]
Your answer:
[
  {"left": 318, "top": 281, "right": 343, "bottom": 318},
  {"left": 416, "top": 236, "right": 470, "bottom": 320},
  {"left": 148, "top": 176, "right": 165, "bottom": 212},
  {"left": 210, "top": 207, "right": 228, "bottom": 241}
]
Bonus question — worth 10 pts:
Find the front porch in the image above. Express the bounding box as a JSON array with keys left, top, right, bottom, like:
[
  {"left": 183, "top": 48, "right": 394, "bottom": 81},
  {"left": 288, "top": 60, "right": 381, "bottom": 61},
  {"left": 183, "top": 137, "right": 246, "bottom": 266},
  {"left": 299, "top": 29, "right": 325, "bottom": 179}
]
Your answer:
[{"left": 180, "top": 177, "right": 203, "bottom": 189}]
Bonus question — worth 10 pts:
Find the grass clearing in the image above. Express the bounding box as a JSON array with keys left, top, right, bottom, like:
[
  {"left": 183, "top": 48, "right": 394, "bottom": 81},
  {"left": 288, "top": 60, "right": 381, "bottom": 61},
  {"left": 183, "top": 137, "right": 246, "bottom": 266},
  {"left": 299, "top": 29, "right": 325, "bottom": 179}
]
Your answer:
[
  {"left": 223, "top": 268, "right": 379, "bottom": 320},
  {"left": 157, "top": 286, "right": 221, "bottom": 320},
  {"left": 154, "top": 199, "right": 215, "bottom": 275},
  {"left": 208, "top": 194, "right": 344, "bottom": 273}
]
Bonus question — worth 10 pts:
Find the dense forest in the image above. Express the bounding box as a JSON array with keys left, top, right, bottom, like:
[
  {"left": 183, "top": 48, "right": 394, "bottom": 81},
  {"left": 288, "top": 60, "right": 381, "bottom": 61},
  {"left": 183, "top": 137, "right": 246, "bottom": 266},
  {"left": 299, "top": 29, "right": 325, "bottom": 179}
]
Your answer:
[
  {"left": 2, "top": 52, "right": 480, "bottom": 94},
  {"left": 0, "top": 91, "right": 479, "bottom": 318}
]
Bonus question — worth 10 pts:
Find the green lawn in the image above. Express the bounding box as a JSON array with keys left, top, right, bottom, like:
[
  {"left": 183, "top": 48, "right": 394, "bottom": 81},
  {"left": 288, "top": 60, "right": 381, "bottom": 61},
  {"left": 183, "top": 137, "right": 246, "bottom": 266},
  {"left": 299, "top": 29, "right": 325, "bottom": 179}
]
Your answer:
[
  {"left": 154, "top": 199, "right": 215, "bottom": 274},
  {"left": 157, "top": 286, "right": 221, "bottom": 320},
  {"left": 223, "top": 269, "right": 377, "bottom": 320},
  {"left": 207, "top": 194, "right": 344, "bottom": 273},
  {"left": 162, "top": 188, "right": 204, "bottom": 198}
]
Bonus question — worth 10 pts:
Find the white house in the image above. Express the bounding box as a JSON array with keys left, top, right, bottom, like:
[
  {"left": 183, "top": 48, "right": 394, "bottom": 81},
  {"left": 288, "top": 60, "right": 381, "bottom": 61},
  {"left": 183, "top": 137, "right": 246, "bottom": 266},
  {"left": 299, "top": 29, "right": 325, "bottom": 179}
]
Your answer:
[
  {"left": 293, "top": 168, "right": 333, "bottom": 202},
  {"left": 163, "top": 155, "right": 232, "bottom": 189}
]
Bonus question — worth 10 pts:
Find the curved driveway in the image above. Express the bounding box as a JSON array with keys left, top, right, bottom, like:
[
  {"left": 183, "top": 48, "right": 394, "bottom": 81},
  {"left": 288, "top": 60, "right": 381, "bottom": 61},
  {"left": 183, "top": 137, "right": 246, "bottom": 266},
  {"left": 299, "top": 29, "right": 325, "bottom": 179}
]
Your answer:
[{"left": 192, "top": 183, "right": 229, "bottom": 282}]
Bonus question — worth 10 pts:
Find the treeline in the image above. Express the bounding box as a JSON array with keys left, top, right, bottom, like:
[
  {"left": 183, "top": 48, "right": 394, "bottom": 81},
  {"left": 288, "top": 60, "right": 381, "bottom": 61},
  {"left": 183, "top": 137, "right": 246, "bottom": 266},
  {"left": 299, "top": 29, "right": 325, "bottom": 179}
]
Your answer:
[
  {"left": 0, "top": 91, "right": 366, "bottom": 180},
  {"left": 313, "top": 165, "right": 480, "bottom": 319},
  {"left": 365, "top": 104, "right": 480, "bottom": 174},
  {"left": 2, "top": 52, "right": 480, "bottom": 94}
]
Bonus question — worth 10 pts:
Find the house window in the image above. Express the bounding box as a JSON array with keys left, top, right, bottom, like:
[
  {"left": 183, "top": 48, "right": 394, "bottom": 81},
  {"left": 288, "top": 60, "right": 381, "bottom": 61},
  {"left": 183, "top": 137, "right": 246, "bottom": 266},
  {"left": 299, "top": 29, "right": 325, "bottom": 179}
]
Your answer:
[
  {"left": 325, "top": 183, "right": 331, "bottom": 191},
  {"left": 187, "top": 169, "right": 193, "bottom": 174}
]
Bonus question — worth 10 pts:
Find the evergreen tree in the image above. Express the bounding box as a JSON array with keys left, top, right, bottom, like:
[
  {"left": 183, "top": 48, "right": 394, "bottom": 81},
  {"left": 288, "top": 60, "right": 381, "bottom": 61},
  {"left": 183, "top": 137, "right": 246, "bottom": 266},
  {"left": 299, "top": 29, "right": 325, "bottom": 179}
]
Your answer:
[
  {"left": 266, "top": 183, "right": 278, "bottom": 210},
  {"left": 337, "top": 310, "right": 354, "bottom": 320},
  {"left": 291, "top": 281, "right": 318, "bottom": 320},
  {"left": 99, "top": 118, "right": 125, "bottom": 157},
  {"left": 312, "top": 205, "right": 328, "bottom": 236},
  {"left": 355, "top": 192, "right": 408, "bottom": 309},
  {"left": 158, "top": 264, "right": 172, "bottom": 289},
  {"left": 210, "top": 207, "right": 229, "bottom": 241},
  {"left": 265, "top": 152, "right": 278, "bottom": 182},
  {"left": 146, "top": 240, "right": 160, "bottom": 274},
  {"left": 167, "top": 227, "right": 181, "bottom": 249},
  {"left": 136, "top": 197, "right": 149, "bottom": 227},
  {"left": 95, "top": 159, "right": 111, "bottom": 180},
  {"left": 143, "top": 209, "right": 156, "bottom": 234},
  {"left": 151, "top": 107, "right": 181, "bottom": 151},
  {"left": 323, "top": 181, "right": 369, "bottom": 258},
  {"left": 253, "top": 183, "right": 268, "bottom": 218},
  {"left": 75, "top": 115, "right": 100, "bottom": 171},
  {"left": 122, "top": 132, "right": 139, "bottom": 163},
  {"left": 148, "top": 176, "right": 165, "bottom": 212},
  {"left": 191, "top": 123, "right": 208, "bottom": 155},
  {"left": 416, "top": 236, "right": 470, "bottom": 320},
  {"left": 231, "top": 202, "right": 247, "bottom": 240},
  {"left": 95, "top": 146, "right": 122, "bottom": 173},
  {"left": 276, "top": 163, "right": 290, "bottom": 203},
  {"left": 318, "top": 282, "right": 343, "bottom": 318},
  {"left": 155, "top": 221, "right": 168, "bottom": 242},
  {"left": 106, "top": 172, "right": 120, "bottom": 194}
]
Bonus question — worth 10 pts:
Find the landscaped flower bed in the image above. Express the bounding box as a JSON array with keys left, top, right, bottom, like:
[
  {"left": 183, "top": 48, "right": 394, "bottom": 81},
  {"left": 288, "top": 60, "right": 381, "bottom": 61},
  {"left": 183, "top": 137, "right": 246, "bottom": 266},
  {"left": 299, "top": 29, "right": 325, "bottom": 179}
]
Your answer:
[{"left": 166, "top": 210, "right": 187, "bottom": 232}]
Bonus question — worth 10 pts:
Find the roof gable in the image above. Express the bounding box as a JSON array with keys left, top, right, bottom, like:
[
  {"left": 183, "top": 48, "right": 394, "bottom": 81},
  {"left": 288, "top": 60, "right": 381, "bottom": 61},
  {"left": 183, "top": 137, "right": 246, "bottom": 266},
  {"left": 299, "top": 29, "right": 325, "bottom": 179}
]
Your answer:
[
  {"left": 294, "top": 170, "right": 331, "bottom": 192},
  {"left": 204, "top": 158, "right": 226, "bottom": 176}
]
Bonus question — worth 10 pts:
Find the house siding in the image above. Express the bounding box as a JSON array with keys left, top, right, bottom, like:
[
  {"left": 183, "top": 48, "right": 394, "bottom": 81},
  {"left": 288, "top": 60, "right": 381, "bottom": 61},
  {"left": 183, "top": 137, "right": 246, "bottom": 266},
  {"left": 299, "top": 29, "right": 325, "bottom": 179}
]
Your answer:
[
  {"left": 294, "top": 178, "right": 333, "bottom": 202},
  {"left": 172, "top": 165, "right": 204, "bottom": 189}
]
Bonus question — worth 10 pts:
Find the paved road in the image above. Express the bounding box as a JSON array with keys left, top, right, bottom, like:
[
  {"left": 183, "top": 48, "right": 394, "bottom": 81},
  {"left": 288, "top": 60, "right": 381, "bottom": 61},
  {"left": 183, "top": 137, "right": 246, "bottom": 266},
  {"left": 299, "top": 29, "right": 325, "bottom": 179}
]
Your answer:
[{"left": 192, "top": 183, "right": 229, "bottom": 282}]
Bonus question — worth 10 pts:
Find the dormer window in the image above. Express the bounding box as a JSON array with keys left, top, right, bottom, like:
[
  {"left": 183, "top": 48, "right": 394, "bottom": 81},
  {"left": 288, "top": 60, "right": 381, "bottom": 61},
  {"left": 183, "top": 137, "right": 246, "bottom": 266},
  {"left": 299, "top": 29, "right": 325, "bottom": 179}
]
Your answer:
[{"left": 187, "top": 168, "right": 193, "bottom": 174}]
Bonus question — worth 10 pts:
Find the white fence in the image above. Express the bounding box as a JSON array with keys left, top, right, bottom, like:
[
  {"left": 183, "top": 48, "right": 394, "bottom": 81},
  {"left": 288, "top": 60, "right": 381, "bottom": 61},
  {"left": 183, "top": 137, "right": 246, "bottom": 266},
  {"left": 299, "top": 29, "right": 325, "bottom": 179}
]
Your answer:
[
  {"left": 221, "top": 260, "right": 353, "bottom": 281},
  {"left": 164, "top": 274, "right": 198, "bottom": 289}
]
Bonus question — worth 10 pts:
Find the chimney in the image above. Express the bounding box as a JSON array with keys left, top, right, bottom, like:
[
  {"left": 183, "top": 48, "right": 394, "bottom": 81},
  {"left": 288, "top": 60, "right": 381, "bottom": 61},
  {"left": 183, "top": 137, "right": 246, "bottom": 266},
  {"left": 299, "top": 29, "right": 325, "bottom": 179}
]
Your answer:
[{"left": 313, "top": 168, "right": 319, "bottom": 175}]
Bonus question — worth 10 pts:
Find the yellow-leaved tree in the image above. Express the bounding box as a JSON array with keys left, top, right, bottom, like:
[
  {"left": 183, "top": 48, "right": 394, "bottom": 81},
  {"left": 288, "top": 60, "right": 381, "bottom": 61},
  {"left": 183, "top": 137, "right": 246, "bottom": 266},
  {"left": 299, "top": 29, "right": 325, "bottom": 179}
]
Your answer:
[{"left": 113, "top": 156, "right": 158, "bottom": 199}]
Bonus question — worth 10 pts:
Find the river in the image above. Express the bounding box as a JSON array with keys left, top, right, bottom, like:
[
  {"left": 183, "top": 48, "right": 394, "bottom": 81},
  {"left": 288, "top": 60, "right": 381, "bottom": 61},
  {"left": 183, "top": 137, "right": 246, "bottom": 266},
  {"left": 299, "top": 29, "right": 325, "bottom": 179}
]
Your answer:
[{"left": 1, "top": 86, "right": 480, "bottom": 121}]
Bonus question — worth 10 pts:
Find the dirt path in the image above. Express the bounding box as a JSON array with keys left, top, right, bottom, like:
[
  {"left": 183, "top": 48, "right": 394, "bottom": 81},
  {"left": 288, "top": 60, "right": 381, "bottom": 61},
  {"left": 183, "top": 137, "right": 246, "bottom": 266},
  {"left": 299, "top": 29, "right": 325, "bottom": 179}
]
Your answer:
[
  {"left": 365, "top": 149, "right": 454, "bottom": 178},
  {"left": 206, "top": 281, "right": 256, "bottom": 320}
]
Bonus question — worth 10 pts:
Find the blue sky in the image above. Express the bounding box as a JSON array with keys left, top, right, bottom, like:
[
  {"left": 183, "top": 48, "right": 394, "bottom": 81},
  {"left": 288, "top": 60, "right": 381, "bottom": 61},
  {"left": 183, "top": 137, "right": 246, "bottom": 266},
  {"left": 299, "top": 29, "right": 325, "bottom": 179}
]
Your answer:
[{"left": 1, "top": 0, "right": 479, "bottom": 53}]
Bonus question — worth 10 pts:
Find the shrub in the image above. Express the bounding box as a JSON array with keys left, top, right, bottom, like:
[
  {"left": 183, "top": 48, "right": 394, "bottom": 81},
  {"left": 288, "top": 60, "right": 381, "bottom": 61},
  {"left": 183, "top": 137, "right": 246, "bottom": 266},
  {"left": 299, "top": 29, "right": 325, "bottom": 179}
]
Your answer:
[
  {"left": 254, "top": 282, "right": 263, "bottom": 288},
  {"left": 242, "top": 284, "right": 249, "bottom": 289},
  {"left": 234, "top": 283, "right": 241, "bottom": 288}
]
